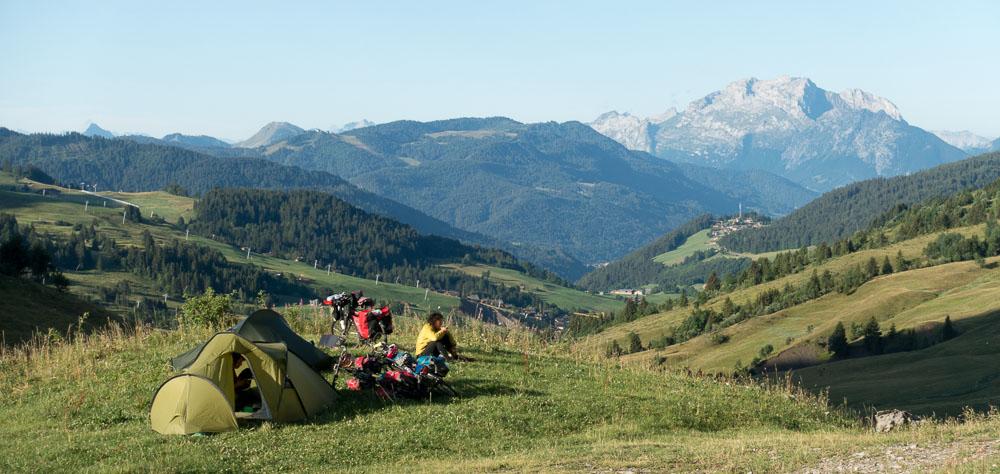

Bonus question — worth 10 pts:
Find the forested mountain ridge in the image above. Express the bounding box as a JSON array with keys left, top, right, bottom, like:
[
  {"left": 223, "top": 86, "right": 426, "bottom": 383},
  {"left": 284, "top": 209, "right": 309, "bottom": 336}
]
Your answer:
[
  {"left": 573, "top": 171, "right": 1000, "bottom": 416},
  {"left": 191, "top": 188, "right": 574, "bottom": 313},
  {"left": 0, "top": 128, "right": 587, "bottom": 278},
  {"left": 721, "top": 151, "right": 1000, "bottom": 253},
  {"left": 228, "top": 117, "right": 814, "bottom": 263},
  {"left": 577, "top": 214, "right": 717, "bottom": 291}
]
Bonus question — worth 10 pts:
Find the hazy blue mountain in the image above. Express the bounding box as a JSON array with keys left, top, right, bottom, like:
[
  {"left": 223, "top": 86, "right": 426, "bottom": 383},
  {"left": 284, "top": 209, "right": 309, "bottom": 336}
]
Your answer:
[
  {"left": 82, "top": 123, "right": 114, "bottom": 138},
  {"left": 673, "top": 163, "right": 817, "bottom": 216},
  {"left": 592, "top": 76, "right": 968, "bottom": 192},
  {"left": 235, "top": 121, "right": 305, "bottom": 148},
  {"left": 334, "top": 119, "right": 376, "bottom": 133},
  {"left": 931, "top": 130, "right": 994, "bottom": 154},
  {"left": 162, "top": 133, "right": 231, "bottom": 149},
  {"left": 241, "top": 117, "right": 761, "bottom": 263}
]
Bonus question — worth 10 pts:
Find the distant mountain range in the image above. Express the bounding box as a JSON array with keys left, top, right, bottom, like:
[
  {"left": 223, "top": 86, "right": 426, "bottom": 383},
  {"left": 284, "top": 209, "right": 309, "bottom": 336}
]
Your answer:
[
  {"left": 205, "top": 117, "right": 817, "bottom": 264},
  {"left": 82, "top": 123, "right": 114, "bottom": 138},
  {"left": 235, "top": 121, "right": 305, "bottom": 148},
  {"left": 591, "top": 76, "right": 969, "bottom": 192},
  {"left": 0, "top": 127, "right": 589, "bottom": 278},
  {"left": 931, "top": 130, "right": 996, "bottom": 154}
]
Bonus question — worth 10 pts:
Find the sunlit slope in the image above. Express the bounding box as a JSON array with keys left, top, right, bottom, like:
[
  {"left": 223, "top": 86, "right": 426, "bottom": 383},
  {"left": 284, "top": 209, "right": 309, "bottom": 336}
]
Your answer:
[
  {"left": 623, "top": 258, "right": 998, "bottom": 372},
  {"left": 572, "top": 226, "right": 986, "bottom": 357}
]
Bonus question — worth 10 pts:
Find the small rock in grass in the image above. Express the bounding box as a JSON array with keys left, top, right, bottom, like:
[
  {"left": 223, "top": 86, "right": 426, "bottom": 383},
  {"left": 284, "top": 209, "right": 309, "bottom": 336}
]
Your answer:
[{"left": 874, "top": 409, "right": 916, "bottom": 432}]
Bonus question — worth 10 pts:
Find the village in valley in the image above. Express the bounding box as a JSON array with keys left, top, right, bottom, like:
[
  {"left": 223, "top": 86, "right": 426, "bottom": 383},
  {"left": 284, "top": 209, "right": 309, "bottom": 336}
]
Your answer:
[{"left": 605, "top": 206, "right": 767, "bottom": 298}]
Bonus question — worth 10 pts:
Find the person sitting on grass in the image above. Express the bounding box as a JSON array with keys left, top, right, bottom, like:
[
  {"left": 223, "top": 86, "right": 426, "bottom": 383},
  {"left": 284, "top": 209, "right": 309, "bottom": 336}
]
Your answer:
[
  {"left": 415, "top": 312, "right": 473, "bottom": 361},
  {"left": 232, "top": 354, "right": 258, "bottom": 411}
]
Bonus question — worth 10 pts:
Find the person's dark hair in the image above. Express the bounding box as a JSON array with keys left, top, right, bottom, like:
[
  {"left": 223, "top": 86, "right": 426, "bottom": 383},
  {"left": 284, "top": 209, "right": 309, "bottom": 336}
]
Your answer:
[{"left": 427, "top": 312, "right": 444, "bottom": 324}]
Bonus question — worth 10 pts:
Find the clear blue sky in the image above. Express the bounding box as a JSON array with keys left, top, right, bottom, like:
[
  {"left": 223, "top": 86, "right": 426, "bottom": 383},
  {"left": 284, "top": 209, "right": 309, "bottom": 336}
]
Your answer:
[{"left": 2, "top": 1, "right": 998, "bottom": 140}]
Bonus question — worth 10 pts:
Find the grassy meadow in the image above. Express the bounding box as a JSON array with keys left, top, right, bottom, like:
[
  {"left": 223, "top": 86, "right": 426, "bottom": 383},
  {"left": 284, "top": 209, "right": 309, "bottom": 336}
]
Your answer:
[{"left": 5, "top": 313, "right": 1000, "bottom": 472}]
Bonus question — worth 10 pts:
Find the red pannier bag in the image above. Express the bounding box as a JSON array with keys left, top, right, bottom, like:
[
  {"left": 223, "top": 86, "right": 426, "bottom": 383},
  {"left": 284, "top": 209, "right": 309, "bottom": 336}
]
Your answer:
[{"left": 352, "top": 306, "right": 394, "bottom": 341}]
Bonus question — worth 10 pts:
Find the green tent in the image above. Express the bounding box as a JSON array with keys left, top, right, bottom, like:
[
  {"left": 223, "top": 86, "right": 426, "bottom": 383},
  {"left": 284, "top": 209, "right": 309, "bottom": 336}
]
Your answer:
[
  {"left": 171, "top": 309, "right": 334, "bottom": 372},
  {"left": 150, "top": 332, "right": 336, "bottom": 435}
]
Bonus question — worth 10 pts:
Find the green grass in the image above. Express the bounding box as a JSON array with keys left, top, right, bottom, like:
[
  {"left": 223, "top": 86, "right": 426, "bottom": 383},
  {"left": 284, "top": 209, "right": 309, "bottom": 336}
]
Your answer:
[
  {"left": 101, "top": 191, "right": 195, "bottom": 223},
  {"left": 5, "top": 318, "right": 1000, "bottom": 471},
  {"left": 653, "top": 229, "right": 714, "bottom": 265},
  {"left": 574, "top": 225, "right": 984, "bottom": 358},
  {"left": 442, "top": 263, "right": 624, "bottom": 313},
  {"left": 626, "top": 258, "right": 997, "bottom": 373}
]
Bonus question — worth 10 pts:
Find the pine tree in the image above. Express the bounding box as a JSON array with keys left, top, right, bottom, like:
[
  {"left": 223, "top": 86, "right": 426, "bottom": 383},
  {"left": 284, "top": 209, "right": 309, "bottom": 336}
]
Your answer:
[
  {"left": 942, "top": 315, "right": 957, "bottom": 340},
  {"left": 865, "top": 256, "right": 879, "bottom": 279},
  {"left": 627, "top": 331, "right": 643, "bottom": 354},
  {"left": 828, "top": 321, "right": 848, "bottom": 358},
  {"left": 895, "top": 250, "right": 908, "bottom": 272},
  {"left": 880, "top": 256, "right": 894, "bottom": 275},
  {"left": 863, "top": 317, "right": 882, "bottom": 354}
]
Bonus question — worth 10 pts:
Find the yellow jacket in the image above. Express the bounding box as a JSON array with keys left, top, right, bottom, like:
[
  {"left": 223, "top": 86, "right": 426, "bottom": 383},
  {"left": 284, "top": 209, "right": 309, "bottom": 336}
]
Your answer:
[{"left": 415, "top": 323, "right": 450, "bottom": 355}]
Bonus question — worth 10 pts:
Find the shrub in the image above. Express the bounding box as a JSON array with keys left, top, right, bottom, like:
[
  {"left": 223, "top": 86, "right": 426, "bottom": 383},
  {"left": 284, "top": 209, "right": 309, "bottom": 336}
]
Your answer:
[{"left": 180, "top": 288, "right": 235, "bottom": 327}]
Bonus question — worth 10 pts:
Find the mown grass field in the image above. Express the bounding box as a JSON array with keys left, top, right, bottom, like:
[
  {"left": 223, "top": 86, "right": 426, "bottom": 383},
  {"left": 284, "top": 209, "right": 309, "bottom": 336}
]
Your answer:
[
  {"left": 653, "top": 229, "right": 714, "bottom": 265},
  {"left": 441, "top": 263, "right": 624, "bottom": 313},
  {"left": 651, "top": 228, "right": 786, "bottom": 267},
  {"left": 5, "top": 317, "right": 1000, "bottom": 472},
  {"left": 102, "top": 190, "right": 196, "bottom": 223}
]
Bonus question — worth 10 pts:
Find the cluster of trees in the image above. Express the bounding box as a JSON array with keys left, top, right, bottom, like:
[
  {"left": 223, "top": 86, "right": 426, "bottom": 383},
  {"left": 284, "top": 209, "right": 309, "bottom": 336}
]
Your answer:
[
  {"left": 8, "top": 214, "right": 312, "bottom": 303},
  {"left": 652, "top": 256, "right": 899, "bottom": 351},
  {"left": 191, "top": 188, "right": 559, "bottom": 312},
  {"left": 720, "top": 152, "right": 1000, "bottom": 252},
  {"left": 604, "top": 331, "right": 644, "bottom": 357},
  {"left": 566, "top": 297, "right": 660, "bottom": 337},
  {"left": 0, "top": 214, "right": 68, "bottom": 288},
  {"left": 827, "top": 315, "right": 958, "bottom": 359},
  {"left": 878, "top": 178, "right": 1000, "bottom": 242},
  {"left": 1, "top": 160, "right": 56, "bottom": 185},
  {"left": 924, "top": 222, "right": 1000, "bottom": 264}
]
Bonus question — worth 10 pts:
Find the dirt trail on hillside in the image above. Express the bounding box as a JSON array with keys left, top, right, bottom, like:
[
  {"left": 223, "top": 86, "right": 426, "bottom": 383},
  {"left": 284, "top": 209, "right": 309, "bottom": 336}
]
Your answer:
[{"left": 797, "top": 439, "right": 999, "bottom": 473}]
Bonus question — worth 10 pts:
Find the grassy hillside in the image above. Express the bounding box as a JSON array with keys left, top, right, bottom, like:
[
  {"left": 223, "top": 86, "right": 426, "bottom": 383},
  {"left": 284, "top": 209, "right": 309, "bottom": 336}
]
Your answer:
[
  {"left": 0, "top": 276, "right": 118, "bottom": 345},
  {"left": 0, "top": 177, "right": 458, "bottom": 314},
  {"left": 626, "top": 257, "right": 996, "bottom": 372},
  {"left": 442, "top": 263, "right": 624, "bottom": 313},
  {"left": 1, "top": 175, "right": 610, "bottom": 320},
  {"left": 652, "top": 229, "right": 713, "bottom": 265},
  {"left": 794, "top": 309, "right": 1000, "bottom": 415},
  {"left": 7, "top": 317, "right": 1000, "bottom": 472},
  {"left": 572, "top": 226, "right": 961, "bottom": 357}
]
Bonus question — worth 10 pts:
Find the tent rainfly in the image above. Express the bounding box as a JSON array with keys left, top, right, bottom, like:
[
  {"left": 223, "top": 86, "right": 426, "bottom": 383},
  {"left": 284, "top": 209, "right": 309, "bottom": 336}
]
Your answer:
[
  {"left": 171, "top": 309, "right": 335, "bottom": 372},
  {"left": 150, "top": 332, "right": 335, "bottom": 435}
]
